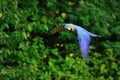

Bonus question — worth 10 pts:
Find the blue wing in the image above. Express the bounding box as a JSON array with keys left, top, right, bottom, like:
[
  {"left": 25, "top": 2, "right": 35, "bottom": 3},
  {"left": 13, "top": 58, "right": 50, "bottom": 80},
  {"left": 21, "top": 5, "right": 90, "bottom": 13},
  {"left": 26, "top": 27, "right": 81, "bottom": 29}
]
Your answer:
[
  {"left": 79, "top": 36, "right": 90, "bottom": 59},
  {"left": 76, "top": 27, "right": 91, "bottom": 59}
]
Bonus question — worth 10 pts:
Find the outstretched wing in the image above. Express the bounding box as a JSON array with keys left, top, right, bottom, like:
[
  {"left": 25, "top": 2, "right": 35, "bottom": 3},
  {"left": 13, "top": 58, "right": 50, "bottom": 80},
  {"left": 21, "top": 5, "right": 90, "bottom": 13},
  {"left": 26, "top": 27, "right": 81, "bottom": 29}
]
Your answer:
[
  {"left": 79, "top": 36, "right": 90, "bottom": 59},
  {"left": 76, "top": 27, "right": 91, "bottom": 59},
  {"left": 49, "top": 25, "right": 65, "bottom": 35}
]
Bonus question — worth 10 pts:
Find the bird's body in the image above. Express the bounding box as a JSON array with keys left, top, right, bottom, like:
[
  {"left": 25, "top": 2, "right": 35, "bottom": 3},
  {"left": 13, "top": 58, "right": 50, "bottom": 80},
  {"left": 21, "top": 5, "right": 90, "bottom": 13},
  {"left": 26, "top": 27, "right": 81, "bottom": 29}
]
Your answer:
[{"left": 49, "top": 23, "right": 100, "bottom": 59}]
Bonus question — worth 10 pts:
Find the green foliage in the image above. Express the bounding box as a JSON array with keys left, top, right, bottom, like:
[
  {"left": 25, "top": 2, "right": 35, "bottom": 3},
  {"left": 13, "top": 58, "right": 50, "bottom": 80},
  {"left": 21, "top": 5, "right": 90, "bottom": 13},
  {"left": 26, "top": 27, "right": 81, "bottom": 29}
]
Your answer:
[{"left": 0, "top": 0, "right": 120, "bottom": 80}]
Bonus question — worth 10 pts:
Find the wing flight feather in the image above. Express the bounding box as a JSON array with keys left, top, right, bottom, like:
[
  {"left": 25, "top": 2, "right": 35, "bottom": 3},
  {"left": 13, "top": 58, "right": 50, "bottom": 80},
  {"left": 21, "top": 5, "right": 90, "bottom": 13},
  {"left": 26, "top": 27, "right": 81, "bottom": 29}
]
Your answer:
[{"left": 49, "top": 26, "right": 64, "bottom": 35}]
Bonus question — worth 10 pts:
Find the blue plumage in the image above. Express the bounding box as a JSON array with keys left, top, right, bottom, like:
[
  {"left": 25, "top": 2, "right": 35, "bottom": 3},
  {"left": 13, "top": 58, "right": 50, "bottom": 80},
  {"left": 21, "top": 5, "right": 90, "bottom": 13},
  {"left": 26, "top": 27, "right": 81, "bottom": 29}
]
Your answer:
[{"left": 49, "top": 23, "right": 100, "bottom": 59}]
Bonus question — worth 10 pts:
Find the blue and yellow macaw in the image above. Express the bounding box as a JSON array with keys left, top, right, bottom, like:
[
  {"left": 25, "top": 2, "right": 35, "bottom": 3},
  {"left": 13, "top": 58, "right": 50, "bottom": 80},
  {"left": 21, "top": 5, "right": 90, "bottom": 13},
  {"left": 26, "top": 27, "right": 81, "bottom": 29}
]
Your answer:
[{"left": 49, "top": 23, "right": 100, "bottom": 59}]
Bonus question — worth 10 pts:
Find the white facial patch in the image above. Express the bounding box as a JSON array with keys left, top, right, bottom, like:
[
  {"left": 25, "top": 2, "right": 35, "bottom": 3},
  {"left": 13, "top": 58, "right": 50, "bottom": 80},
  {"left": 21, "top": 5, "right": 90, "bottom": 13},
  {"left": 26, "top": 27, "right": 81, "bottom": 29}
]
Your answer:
[
  {"left": 65, "top": 27, "right": 71, "bottom": 31},
  {"left": 67, "top": 28, "right": 71, "bottom": 30}
]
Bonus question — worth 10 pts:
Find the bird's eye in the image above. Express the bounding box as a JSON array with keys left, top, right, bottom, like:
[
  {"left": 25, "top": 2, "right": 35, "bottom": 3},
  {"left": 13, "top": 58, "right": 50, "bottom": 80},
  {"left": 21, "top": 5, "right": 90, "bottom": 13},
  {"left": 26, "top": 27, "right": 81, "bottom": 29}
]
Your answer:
[
  {"left": 70, "top": 28, "right": 72, "bottom": 31},
  {"left": 65, "top": 27, "right": 73, "bottom": 31},
  {"left": 66, "top": 28, "right": 71, "bottom": 30}
]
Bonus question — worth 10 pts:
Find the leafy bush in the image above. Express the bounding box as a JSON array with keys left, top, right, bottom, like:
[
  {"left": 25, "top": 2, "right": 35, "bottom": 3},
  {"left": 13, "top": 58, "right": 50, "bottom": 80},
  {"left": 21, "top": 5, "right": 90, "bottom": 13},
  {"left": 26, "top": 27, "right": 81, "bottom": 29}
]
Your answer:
[{"left": 0, "top": 0, "right": 120, "bottom": 80}]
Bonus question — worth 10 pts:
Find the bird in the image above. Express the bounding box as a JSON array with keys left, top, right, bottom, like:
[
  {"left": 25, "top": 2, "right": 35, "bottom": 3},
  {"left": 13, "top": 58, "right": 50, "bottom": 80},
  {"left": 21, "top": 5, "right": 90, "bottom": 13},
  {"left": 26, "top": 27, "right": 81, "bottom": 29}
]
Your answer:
[{"left": 49, "top": 23, "right": 100, "bottom": 59}]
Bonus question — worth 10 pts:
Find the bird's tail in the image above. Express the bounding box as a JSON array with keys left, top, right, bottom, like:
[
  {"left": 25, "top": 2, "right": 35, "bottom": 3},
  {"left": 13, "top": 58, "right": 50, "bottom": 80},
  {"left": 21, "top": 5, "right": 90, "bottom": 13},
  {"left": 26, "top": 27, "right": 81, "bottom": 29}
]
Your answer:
[{"left": 89, "top": 32, "right": 101, "bottom": 37}]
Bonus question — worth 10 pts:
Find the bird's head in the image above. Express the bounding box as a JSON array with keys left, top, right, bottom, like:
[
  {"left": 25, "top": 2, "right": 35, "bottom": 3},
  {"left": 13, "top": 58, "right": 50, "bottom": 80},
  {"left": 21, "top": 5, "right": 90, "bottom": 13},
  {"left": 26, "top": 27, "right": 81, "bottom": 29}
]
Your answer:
[{"left": 64, "top": 24, "right": 76, "bottom": 33}]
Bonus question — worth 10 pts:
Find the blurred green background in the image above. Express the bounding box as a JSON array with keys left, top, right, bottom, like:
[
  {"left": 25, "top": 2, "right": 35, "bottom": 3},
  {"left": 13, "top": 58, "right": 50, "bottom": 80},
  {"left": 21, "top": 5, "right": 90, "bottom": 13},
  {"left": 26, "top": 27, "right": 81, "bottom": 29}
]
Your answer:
[{"left": 0, "top": 0, "right": 120, "bottom": 80}]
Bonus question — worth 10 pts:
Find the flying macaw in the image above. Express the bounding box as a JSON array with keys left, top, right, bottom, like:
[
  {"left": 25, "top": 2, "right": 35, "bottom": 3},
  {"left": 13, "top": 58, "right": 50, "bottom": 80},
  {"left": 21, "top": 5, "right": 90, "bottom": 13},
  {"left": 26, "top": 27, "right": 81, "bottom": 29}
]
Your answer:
[{"left": 49, "top": 23, "right": 100, "bottom": 59}]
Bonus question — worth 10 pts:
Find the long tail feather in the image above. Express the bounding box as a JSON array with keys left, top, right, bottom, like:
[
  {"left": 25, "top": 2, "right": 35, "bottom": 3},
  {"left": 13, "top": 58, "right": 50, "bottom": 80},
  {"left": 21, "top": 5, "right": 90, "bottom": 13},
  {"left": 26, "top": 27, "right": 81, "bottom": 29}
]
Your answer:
[{"left": 89, "top": 32, "right": 101, "bottom": 37}]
